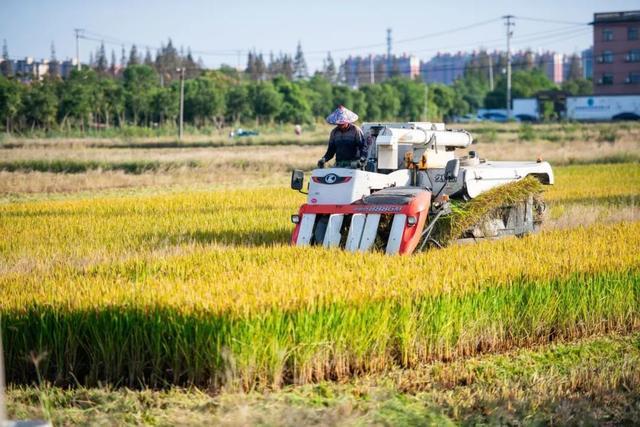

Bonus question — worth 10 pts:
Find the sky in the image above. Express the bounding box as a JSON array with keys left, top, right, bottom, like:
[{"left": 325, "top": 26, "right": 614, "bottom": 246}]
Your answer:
[{"left": 2, "top": 0, "right": 639, "bottom": 71}]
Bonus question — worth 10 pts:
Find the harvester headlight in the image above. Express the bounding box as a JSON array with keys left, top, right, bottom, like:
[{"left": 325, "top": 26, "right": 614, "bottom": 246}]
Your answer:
[
  {"left": 407, "top": 216, "right": 417, "bottom": 226},
  {"left": 291, "top": 214, "right": 301, "bottom": 224}
]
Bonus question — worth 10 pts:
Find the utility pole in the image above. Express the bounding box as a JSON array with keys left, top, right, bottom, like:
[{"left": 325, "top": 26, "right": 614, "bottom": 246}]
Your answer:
[
  {"left": 74, "top": 28, "right": 84, "bottom": 71},
  {"left": 503, "top": 15, "right": 514, "bottom": 119},
  {"left": 488, "top": 54, "right": 494, "bottom": 91},
  {"left": 386, "top": 28, "right": 392, "bottom": 79},
  {"left": 178, "top": 67, "right": 185, "bottom": 141}
]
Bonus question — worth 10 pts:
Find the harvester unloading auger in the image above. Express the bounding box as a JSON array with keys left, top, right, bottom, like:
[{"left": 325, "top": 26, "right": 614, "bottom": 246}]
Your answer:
[{"left": 290, "top": 122, "right": 554, "bottom": 255}]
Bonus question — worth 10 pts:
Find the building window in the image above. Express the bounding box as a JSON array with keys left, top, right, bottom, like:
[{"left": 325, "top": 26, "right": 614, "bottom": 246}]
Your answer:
[
  {"left": 598, "top": 51, "right": 614, "bottom": 63},
  {"left": 629, "top": 27, "right": 639, "bottom": 40},
  {"left": 626, "top": 72, "right": 640, "bottom": 84},
  {"left": 598, "top": 74, "right": 614, "bottom": 85},
  {"left": 627, "top": 49, "right": 640, "bottom": 62},
  {"left": 602, "top": 29, "right": 614, "bottom": 41}
]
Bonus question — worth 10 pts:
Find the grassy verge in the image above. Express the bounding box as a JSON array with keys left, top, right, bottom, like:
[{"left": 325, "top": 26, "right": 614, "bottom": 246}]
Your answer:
[
  {"left": 0, "top": 159, "right": 201, "bottom": 174},
  {"left": 6, "top": 334, "right": 640, "bottom": 426}
]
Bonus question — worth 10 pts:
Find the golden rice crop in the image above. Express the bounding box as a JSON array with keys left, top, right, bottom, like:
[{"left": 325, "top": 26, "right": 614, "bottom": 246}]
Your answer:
[
  {"left": 544, "top": 162, "right": 640, "bottom": 204},
  {"left": 1, "top": 163, "right": 639, "bottom": 389}
]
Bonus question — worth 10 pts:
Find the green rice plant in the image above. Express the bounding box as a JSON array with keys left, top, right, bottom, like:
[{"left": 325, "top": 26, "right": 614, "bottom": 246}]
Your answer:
[{"left": 1, "top": 221, "right": 639, "bottom": 388}]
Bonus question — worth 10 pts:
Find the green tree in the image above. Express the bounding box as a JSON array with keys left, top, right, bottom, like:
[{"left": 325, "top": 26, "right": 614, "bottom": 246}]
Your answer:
[
  {"left": 428, "top": 83, "right": 453, "bottom": 120},
  {"left": 128, "top": 44, "right": 141, "bottom": 66},
  {"left": 331, "top": 85, "right": 353, "bottom": 110},
  {"left": 183, "top": 77, "right": 225, "bottom": 127},
  {"left": 351, "top": 89, "right": 367, "bottom": 120},
  {"left": 226, "top": 83, "right": 251, "bottom": 124},
  {"left": 0, "top": 76, "right": 23, "bottom": 132},
  {"left": 305, "top": 75, "right": 334, "bottom": 118},
  {"left": 485, "top": 69, "right": 555, "bottom": 109},
  {"left": 123, "top": 65, "right": 157, "bottom": 125},
  {"left": 562, "top": 78, "right": 592, "bottom": 96},
  {"left": 293, "top": 41, "right": 308, "bottom": 81},
  {"left": 22, "top": 79, "right": 58, "bottom": 130},
  {"left": 151, "top": 85, "right": 178, "bottom": 126},
  {"left": 1, "top": 39, "right": 13, "bottom": 77},
  {"left": 389, "top": 78, "right": 426, "bottom": 121},
  {"left": 98, "top": 78, "right": 125, "bottom": 127},
  {"left": 452, "top": 73, "right": 488, "bottom": 113},
  {"left": 249, "top": 82, "right": 282, "bottom": 124},
  {"left": 429, "top": 83, "right": 467, "bottom": 120},
  {"left": 49, "top": 42, "right": 60, "bottom": 79},
  {"left": 95, "top": 42, "right": 109, "bottom": 75},
  {"left": 58, "top": 69, "right": 97, "bottom": 130},
  {"left": 273, "top": 76, "right": 312, "bottom": 123},
  {"left": 322, "top": 52, "right": 336, "bottom": 83},
  {"left": 360, "top": 84, "right": 383, "bottom": 121},
  {"left": 378, "top": 83, "right": 401, "bottom": 120}
]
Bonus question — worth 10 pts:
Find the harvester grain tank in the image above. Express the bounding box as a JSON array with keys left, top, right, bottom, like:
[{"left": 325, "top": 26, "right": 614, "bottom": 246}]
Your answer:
[{"left": 290, "top": 122, "right": 553, "bottom": 255}]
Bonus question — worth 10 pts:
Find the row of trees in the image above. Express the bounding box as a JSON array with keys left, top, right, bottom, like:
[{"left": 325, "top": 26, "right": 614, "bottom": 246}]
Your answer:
[
  {"left": 0, "top": 64, "right": 431, "bottom": 132},
  {"left": 0, "top": 57, "right": 592, "bottom": 133}
]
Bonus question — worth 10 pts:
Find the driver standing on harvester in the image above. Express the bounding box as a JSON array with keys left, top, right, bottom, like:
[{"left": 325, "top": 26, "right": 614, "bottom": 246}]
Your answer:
[{"left": 317, "top": 106, "right": 368, "bottom": 169}]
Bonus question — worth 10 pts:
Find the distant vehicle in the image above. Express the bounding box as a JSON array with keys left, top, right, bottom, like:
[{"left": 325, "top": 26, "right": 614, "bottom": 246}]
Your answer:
[
  {"left": 481, "top": 112, "right": 509, "bottom": 122},
  {"left": 612, "top": 112, "right": 640, "bottom": 121},
  {"left": 566, "top": 96, "right": 640, "bottom": 121},
  {"left": 453, "top": 114, "right": 481, "bottom": 123},
  {"left": 513, "top": 98, "right": 539, "bottom": 121},
  {"left": 232, "top": 128, "right": 260, "bottom": 137},
  {"left": 515, "top": 114, "right": 537, "bottom": 122}
]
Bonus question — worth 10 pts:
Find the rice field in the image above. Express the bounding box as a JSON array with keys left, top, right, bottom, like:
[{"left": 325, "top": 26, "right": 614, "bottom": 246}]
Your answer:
[
  {"left": 6, "top": 334, "right": 640, "bottom": 426},
  {"left": 2, "top": 161, "right": 639, "bottom": 392}
]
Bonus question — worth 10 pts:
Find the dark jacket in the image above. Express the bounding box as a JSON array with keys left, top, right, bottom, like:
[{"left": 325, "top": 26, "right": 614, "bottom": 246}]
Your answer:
[{"left": 322, "top": 124, "right": 368, "bottom": 163}]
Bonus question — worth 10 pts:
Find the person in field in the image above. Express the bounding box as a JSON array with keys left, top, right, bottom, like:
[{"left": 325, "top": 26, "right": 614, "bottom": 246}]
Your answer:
[{"left": 317, "top": 106, "right": 368, "bottom": 169}]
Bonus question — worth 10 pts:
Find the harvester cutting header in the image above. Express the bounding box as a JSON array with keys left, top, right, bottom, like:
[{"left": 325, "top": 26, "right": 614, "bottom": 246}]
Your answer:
[{"left": 290, "top": 107, "right": 554, "bottom": 255}]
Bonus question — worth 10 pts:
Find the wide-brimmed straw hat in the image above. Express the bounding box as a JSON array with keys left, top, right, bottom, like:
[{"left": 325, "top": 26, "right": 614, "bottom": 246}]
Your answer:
[{"left": 326, "top": 105, "right": 358, "bottom": 125}]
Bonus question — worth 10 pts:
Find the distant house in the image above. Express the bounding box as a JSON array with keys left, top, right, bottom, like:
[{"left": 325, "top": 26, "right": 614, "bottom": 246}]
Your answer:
[
  {"left": 0, "top": 57, "right": 79, "bottom": 80},
  {"left": 591, "top": 10, "right": 640, "bottom": 95}
]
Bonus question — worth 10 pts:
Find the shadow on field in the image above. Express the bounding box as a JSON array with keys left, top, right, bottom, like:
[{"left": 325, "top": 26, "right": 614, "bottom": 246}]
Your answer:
[{"left": 144, "top": 228, "right": 292, "bottom": 247}]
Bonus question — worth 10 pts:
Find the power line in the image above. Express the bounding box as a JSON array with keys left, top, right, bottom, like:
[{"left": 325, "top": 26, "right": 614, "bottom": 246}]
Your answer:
[
  {"left": 306, "top": 17, "right": 502, "bottom": 55},
  {"left": 73, "top": 16, "right": 592, "bottom": 68},
  {"left": 78, "top": 17, "right": 503, "bottom": 60},
  {"left": 6, "top": 28, "right": 601, "bottom": 77},
  {"left": 80, "top": 32, "right": 244, "bottom": 58},
  {"left": 338, "top": 29, "right": 589, "bottom": 77},
  {"left": 514, "top": 16, "right": 589, "bottom": 26},
  {"left": 409, "top": 24, "right": 589, "bottom": 55},
  {"left": 504, "top": 15, "right": 514, "bottom": 119}
]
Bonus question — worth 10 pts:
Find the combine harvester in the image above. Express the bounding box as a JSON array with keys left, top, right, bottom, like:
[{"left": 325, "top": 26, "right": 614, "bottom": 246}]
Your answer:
[{"left": 290, "top": 122, "right": 554, "bottom": 255}]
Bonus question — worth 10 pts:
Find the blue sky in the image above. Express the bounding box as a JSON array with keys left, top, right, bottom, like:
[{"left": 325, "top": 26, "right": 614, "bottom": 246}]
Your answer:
[{"left": 2, "top": 0, "right": 639, "bottom": 71}]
